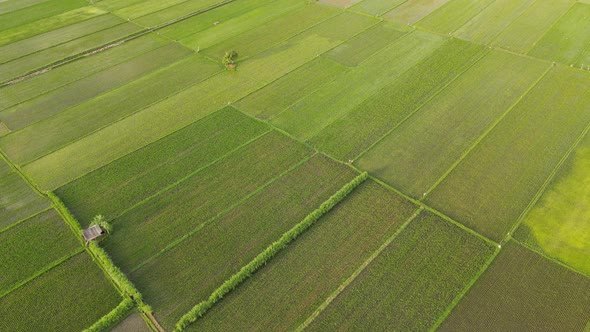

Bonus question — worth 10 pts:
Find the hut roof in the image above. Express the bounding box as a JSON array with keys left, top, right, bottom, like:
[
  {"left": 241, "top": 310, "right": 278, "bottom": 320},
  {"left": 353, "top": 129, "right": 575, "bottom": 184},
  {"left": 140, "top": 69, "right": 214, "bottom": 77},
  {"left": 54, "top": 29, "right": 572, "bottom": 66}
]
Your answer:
[{"left": 82, "top": 225, "right": 104, "bottom": 242}]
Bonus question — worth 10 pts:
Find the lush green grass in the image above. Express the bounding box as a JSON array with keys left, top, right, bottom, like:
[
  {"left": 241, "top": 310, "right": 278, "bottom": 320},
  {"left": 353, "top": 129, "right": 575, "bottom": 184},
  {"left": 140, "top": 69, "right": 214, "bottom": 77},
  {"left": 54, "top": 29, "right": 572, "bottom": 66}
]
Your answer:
[
  {"left": 95, "top": 0, "right": 146, "bottom": 11},
  {"left": 350, "top": 0, "right": 406, "bottom": 16},
  {"left": 0, "top": 253, "right": 121, "bottom": 332},
  {"left": 357, "top": 50, "right": 548, "bottom": 199},
  {"left": 0, "top": 6, "right": 108, "bottom": 46},
  {"left": 491, "top": 0, "right": 575, "bottom": 54},
  {"left": 0, "top": 22, "right": 141, "bottom": 83},
  {"left": 311, "top": 38, "right": 486, "bottom": 161},
  {"left": 514, "top": 131, "right": 590, "bottom": 276},
  {"left": 113, "top": 0, "right": 189, "bottom": 20},
  {"left": 131, "top": 155, "right": 357, "bottom": 329},
  {"left": 416, "top": 0, "right": 494, "bottom": 35},
  {"left": 454, "top": 0, "right": 535, "bottom": 44},
  {"left": 55, "top": 107, "right": 269, "bottom": 225},
  {"left": 179, "top": 0, "right": 305, "bottom": 50},
  {"left": 438, "top": 241, "right": 590, "bottom": 331},
  {"left": 271, "top": 30, "right": 444, "bottom": 140},
  {"left": 0, "top": 0, "right": 52, "bottom": 15},
  {"left": 307, "top": 211, "right": 495, "bottom": 331},
  {"left": 322, "top": 22, "right": 408, "bottom": 67},
  {"left": 157, "top": 0, "right": 273, "bottom": 40},
  {"left": 202, "top": 4, "right": 339, "bottom": 62},
  {"left": 0, "top": 43, "right": 192, "bottom": 131},
  {"left": 22, "top": 71, "right": 261, "bottom": 190},
  {"left": 0, "top": 14, "right": 125, "bottom": 64},
  {"left": 0, "top": 0, "right": 86, "bottom": 32},
  {"left": 0, "top": 172, "right": 50, "bottom": 230},
  {"left": 235, "top": 57, "right": 347, "bottom": 119},
  {"left": 187, "top": 180, "right": 417, "bottom": 331},
  {"left": 426, "top": 66, "right": 590, "bottom": 242},
  {"left": 0, "top": 209, "right": 80, "bottom": 294},
  {"left": 529, "top": 3, "right": 590, "bottom": 65},
  {"left": 103, "top": 131, "right": 311, "bottom": 272},
  {"left": 1, "top": 55, "right": 221, "bottom": 166},
  {"left": 0, "top": 34, "right": 170, "bottom": 111},
  {"left": 0, "top": 159, "right": 10, "bottom": 177},
  {"left": 383, "top": 0, "right": 452, "bottom": 25},
  {"left": 133, "top": 0, "right": 226, "bottom": 28}
]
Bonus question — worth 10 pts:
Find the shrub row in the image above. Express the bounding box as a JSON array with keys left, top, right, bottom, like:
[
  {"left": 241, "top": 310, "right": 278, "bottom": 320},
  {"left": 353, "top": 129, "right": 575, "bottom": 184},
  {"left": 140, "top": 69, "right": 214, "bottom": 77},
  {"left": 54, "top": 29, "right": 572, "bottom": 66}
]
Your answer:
[
  {"left": 47, "top": 192, "right": 151, "bottom": 313},
  {"left": 174, "top": 171, "right": 369, "bottom": 331},
  {"left": 83, "top": 298, "right": 134, "bottom": 332}
]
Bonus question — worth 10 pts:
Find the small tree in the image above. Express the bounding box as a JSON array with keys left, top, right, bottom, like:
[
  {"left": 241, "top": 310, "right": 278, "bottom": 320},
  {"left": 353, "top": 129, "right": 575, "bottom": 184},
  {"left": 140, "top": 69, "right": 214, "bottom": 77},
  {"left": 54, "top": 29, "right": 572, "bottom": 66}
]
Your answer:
[
  {"left": 91, "top": 215, "right": 112, "bottom": 234},
  {"left": 222, "top": 50, "right": 238, "bottom": 69}
]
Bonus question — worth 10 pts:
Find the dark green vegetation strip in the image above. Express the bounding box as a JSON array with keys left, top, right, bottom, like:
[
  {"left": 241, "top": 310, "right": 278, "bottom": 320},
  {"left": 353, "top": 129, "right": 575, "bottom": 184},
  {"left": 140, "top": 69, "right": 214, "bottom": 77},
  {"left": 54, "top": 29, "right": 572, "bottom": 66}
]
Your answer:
[
  {"left": 0, "top": 253, "right": 121, "bottom": 332},
  {"left": 131, "top": 155, "right": 357, "bottom": 329},
  {"left": 0, "top": 34, "right": 170, "bottom": 111},
  {"left": 201, "top": 4, "right": 339, "bottom": 61},
  {"left": 0, "top": 209, "right": 80, "bottom": 295},
  {"left": 0, "top": 43, "right": 192, "bottom": 131},
  {"left": 103, "top": 130, "right": 311, "bottom": 271},
  {"left": 83, "top": 298, "right": 134, "bottom": 332},
  {"left": 438, "top": 241, "right": 590, "bottom": 331},
  {"left": 0, "top": 14, "right": 125, "bottom": 64},
  {"left": 175, "top": 171, "right": 368, "bottom": 331},
  {"left": 187, "top": 181, "right": 417, "bottom": 331},
  {"left": 357, "top": 50, "right": 548, "bottom": 199},
  {"left": 0, "top": 0, "right": 86, "bottom": 32},
  {"left": 56, "top": 107, "right": 269, "bottom": 224},
  {"left": 1, "top": 55, "right": 221, "bottom": 165},
  {"left": 529, "top": 3, "right": 590, "bottom": 65},
  {"left": 306, "top": 211, "right": 496, "bottom": 331},
  {"left": 0, "top": 171, "right": 50, "bottom": 229},
  {"left": 312, "top": 38, "right": 486, "bottom": 161},
  {"left": 426, "top": 66, "right": 590, "bottom": 241},
  {"left": 235, "top": 57, "right": 348, "bottom": 119},
  {"left": 514, "top": 130, "right": 590, "bottom": 276}
]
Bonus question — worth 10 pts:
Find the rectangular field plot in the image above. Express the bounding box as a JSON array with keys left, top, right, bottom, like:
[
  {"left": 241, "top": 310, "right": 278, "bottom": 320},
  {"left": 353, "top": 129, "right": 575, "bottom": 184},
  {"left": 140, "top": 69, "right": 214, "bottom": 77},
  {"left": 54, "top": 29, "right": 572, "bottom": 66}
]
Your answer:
[
  {"left": 157, "top": 0, "right": 273, "bottom": 40},
  {"left": 0, "top": 22, "right": 142, "bottom": 83},
  {"left": 237, "top": 11, "right": 380, "bottom": 84},
  {"left": 416, "top": 0, "right": 494, "bottom": 35},
  {"left": 528, "top": 3, "right": 590, "bottom": 65},
  {"left": 0, "top": 33, "right": 170, "bottom": 111},
  {"left": 130, "top": 155, "right": 357, "bottom": 329},
  {"left": 131, "top": 0, "right": 223, "bottom": 27},
  {"left": 0, "top": 14, "right": 125, "bottom": 64},
  {"left": 22, "top": 70, "right": 260, "bottom": 190},
  {"left": 0, "top": 172, "right": 50, "bottom": 230},
  {"left": 357, "top": 50, "right": 548, "bottom": 199},
  {"left": 0, "top": 6, "right": 108, "bottom": 47},
  {"left": 426, "top": 66, "right": 590, "bottom": 242},
  {"left": 0, "top": 0, "right": 86, "bottom": 32},
  {"left": 0, "top": 253, "right": 121, "bottom": 332},
  {"left": 383, "top": 0, "right": 452, "bottom": 25},
  {"left": 1, "top": 54, "right": 221, "bottom": 166},
  {"left": 271, "top": 30, "right": 444, "bottom": 141},
  {"left": 0, "top": 43, "right": 192, "bottom": 131},
  {"left": 201, "top": 4, "right": 339, "bottom": 62},
  {"left": 322, "top": 22, "right": 408, "bottom": 67},
  {"left": 102, "top": 130, "right": 311, "bottom": 272},
  {"left": 178, "top": 0, "right": 305, "bottom": 50},
  {"left": 438, "top": 241, "right": 590, "bottom": 331},
  {"left": 514, "top": 130, "right": 590, "bottom": 276},
  {"left": 55, "top": 107, "right": 269, "bottom": 225},
  {"left": 454, "top": 0, "right": 535, "bottom": 45},
  {"left": 235, "top": 57, "right": 347, "bottom": 120},
  {"left": 187, "top": 181, "right": 418, "bottom": 331},
  {"left": 350, "top": 0, "right": 406, "bottom": 16},
  {"left": 0, "top": 0, "right": 54, "bottom": 15},
  {"left": 491, "top": 0, "right": 575, "bottom": 54},
  {"left": 112, "top": 0, "right": 189, "bottom": 20},
  {"left": 307, "top": 211, "right": 495, "bottom": 331},
  {"left": 0, "top": 209, "right": 80, "bottom": 295},
  {"left": 311, "top": 38, "right": 486, "bottom": 161}
]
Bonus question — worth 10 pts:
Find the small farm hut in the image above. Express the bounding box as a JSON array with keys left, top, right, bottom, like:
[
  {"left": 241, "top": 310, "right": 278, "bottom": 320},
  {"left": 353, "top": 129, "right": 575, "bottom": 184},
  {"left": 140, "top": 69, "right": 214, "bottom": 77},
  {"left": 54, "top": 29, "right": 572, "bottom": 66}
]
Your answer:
[{"left": 82, "top": 225, "right": 105, "bottom": 243}]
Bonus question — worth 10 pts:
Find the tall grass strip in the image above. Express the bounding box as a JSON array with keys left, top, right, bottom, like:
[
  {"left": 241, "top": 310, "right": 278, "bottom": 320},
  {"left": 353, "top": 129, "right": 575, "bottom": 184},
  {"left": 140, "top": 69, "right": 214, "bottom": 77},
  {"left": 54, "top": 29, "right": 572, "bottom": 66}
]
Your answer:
[
  {"left": 83, "top": 298, "right": 135, "bottom": 332},
  {"left": 174, "top": 172, "right": 369, "bottom": 331}
]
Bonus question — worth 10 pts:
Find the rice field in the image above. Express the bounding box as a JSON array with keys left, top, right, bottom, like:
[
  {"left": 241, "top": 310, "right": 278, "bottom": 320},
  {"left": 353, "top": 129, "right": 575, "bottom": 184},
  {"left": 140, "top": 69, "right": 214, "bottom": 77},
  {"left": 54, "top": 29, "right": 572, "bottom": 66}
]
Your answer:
[{"left": 2, "top": 0, "right": 590, "bottom": 329}]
